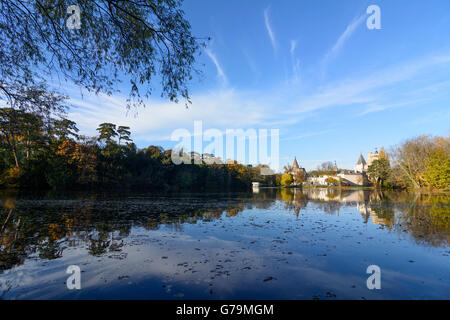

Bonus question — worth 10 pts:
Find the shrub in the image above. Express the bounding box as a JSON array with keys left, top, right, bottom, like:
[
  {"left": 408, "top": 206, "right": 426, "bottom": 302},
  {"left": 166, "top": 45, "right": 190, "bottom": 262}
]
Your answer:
[{"left": 281, "top": 173, "right": 293, "bottom": 186}]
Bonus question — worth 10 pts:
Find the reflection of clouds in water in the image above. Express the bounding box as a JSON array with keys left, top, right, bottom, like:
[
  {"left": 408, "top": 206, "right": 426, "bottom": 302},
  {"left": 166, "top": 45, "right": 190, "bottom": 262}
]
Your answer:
[
  {"left": 1, "top": 189, "right": 449, "bottom": 299},
  {"left": 0, "top": 248, "right": 87, "bottom": 299},
  {"left": 2, "top": 229, "right": 268, "bottom": 299},
  {"left": 380, "top": 267, "right": 449, "bottom": 292},
  {"left": 2, "top": 226, "right": 375, "bottom": 299}
]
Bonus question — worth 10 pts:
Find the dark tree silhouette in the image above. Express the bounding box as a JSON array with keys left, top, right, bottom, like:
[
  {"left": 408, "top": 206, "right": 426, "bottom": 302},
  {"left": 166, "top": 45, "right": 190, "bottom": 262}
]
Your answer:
[{"left": 0, "top": 0, "right": 203, "bottom": 109}]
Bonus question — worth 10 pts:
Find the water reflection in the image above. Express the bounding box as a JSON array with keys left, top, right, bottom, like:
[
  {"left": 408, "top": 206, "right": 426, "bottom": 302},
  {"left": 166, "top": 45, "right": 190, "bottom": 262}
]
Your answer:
[
  {"left": 0, "top": 188, "right": 448, "bottom": 299},
  {"left": 290, "top": 188, "right": 449, "bottom": 247}
]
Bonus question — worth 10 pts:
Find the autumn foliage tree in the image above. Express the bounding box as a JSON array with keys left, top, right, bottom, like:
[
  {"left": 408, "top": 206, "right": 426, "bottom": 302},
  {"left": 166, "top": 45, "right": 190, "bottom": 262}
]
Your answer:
[
  {"left": 281, "top": 173, "right": 293, "bottom": 186},
  {"left": 389, "top": 135, "right": 450, "bottom": 190},
  {"left": 423, "top": 149, "right": 450, "bottom": 190}
]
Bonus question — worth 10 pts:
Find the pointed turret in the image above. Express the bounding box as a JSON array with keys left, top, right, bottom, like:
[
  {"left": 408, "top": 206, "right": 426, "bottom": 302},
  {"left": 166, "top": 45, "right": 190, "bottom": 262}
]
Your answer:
[
  {"left": 355, "top": 154, "right": 367, "bottom": 173},
  {"left": 293, "top": 157, "right": 299, "bottom": 169},
  {"left": 356, "top": 154, "right": 366, "bottom": 166}
]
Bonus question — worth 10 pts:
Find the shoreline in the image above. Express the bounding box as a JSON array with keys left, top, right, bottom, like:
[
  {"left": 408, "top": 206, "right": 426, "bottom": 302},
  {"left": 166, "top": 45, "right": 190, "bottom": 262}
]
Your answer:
[{"left": 279, "top": 185, "right": 450, "bottom": 194}]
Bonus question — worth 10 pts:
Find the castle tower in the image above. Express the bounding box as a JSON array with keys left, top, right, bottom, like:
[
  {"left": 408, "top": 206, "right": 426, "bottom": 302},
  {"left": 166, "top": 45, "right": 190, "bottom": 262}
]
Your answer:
[
  {"left": 292, "top": 157, "right": 299, "bottom": 170},
  {"left": 367, "top": 148, "right": 380, "bottom": 167},
  {"left": 355, "top": 154, "right": 367, "bottom": 173},
  {"left": 291, "top": 157, "right": 306, "bottom": 184}
]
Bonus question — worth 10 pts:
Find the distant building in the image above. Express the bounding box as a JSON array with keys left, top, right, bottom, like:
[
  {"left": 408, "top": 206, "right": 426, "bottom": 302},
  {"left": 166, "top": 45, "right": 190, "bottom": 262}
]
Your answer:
[
  {"left": 306, "top": 172, "right": 368, "bottom": 187},
  {"left": 367, "top": 148, "right": 380, "bottom": 167},
  {"left": 293, "top": 157, "right": 299, "bottom": 170},
  {"left": 303, "top": 154, "right": 370, "bottom": 187},
  {"left": 290, "top": 157, "right": 307, "bottom": 184},
  {"left": 355, "top": 154, "right": 367, "bottom": 173},
  {"left": 354, "top": 149, "right": 381, "bottom": 173}
]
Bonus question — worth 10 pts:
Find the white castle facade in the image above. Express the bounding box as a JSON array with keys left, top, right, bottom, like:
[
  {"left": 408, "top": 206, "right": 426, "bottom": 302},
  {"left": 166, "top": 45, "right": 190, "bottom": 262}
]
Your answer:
[
  {"left": 292, "top": 149, "right": 382, "bottom": 187},
  {"left": 355, "top": 149, "right": 380, "bottom": 173}
]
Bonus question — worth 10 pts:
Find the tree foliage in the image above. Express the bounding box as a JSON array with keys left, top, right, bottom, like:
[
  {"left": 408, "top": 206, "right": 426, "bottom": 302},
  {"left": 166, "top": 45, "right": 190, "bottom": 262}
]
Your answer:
[
  {"left": 0, "top": 0, "right": 203, "bottom": 109},
  {"left": 367, "top": 158, "right": 391, "bottom": 186},
  {"left": 0, "top": 110, "right": 275, "bottom": 190},
  {"left": 317, "top": 161, "right": 334, "bottom": 171},
  {"left": 97, "top": 123, "right": 118, "bottom": 143},
  {"left": 281, "top": 173, "right": 293, "bottom": 186},
  {"left": 423, "top": 149, "right": 450, "bottom": 190},
  {"left": 293, "top": 170, "right": 306, "bottom": 184},
  {"left": 390, "top": 135, "right": 450, "bottom": 190}
]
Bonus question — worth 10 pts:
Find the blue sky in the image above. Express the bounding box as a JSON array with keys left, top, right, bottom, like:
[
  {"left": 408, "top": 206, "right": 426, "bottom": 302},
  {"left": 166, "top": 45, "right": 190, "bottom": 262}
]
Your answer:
[{"left": 64, "top": 0, "right": 450, "bottom": 171}]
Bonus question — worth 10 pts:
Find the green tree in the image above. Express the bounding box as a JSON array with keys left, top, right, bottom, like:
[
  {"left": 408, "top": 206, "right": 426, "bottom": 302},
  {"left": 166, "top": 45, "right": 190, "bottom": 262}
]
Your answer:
[
  {"left": 367, "top": 158, "right": 391, "bottom": 186},
  {"left": 51, "top": 119, "right": 79, "bottom": 141},
  {"left": 423, "top": 149, "right": 450, "bottom": 190},
  {"left": 281, "top": 173, "right": 293, "bottom": 186},
  {"left": 0, "top": 108, "right": 26, "bottom": 168},
  {"left": 117, "top": 126, "right": 131, "bottom": 145},
  {"left": 97, "top": 123, "right": 118, "bottom": 144},
  {"left": 0, "top": 108, "right": 45, "bottom": 169}
]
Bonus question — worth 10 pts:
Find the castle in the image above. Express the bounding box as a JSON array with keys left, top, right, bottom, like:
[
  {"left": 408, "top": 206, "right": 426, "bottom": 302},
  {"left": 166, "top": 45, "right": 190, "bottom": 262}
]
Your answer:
[
  {"left": 290, "top": 157, "right": 307, "bottom": 184},
  {"left": 355, "top": 149, "right": 380, "bottom": 173},
  {"left": 290, "top": 150, "right": 383, "bottom": 187}
]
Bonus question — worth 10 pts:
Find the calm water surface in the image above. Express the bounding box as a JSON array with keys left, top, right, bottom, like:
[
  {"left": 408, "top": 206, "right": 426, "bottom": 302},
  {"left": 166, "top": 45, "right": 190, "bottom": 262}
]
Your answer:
[{"left": 0, "top": 188, "right": 449, "bottom": 299}]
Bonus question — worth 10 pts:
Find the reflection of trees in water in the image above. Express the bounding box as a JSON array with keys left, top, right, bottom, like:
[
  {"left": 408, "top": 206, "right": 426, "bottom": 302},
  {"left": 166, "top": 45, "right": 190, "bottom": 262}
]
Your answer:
[
  {"left": 0, "top": 193, "right": 255, "bottom": 272},
  {"left": 251, "top": 188, "right": 278, "bottom": 210},
  {"left": 366, "top": 203, "right": 396, "bottom": 231},
  {"left": 38, "top": 239, "right": 64, "bottom": 260},
  {"left": 278, "top": 188, "right": 448, "bottom": 247},
  {"left": 357, "top": 191, "right": 448, "bottom": 247},
  {"left": 278, "top": 189, "right": 307, "bottom": 217},
  {"left": 392, "top": 193, "right": 449, "bottom": 247},
  {"left": 0, "top": 189, "right": 448, "bottom": 272}
]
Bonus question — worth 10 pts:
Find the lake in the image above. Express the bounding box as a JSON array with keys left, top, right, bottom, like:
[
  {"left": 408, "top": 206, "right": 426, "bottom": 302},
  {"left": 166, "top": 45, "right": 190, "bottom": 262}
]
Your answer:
[{"left": 0, "top": 188, "right": 448, "bottom": 299}]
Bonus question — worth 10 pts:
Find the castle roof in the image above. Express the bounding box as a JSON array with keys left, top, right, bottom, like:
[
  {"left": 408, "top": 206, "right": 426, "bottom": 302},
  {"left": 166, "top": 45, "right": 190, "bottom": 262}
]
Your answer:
[
  {"left": 293, "top": 157, "right": 299, "bottom": 169},
  {"left": 356, "top": 154, "right": 367, "bottom": 165}
]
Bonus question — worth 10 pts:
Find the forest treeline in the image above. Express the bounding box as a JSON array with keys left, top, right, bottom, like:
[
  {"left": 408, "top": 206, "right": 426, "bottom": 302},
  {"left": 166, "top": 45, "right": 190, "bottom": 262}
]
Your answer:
[
  {"left": 0, "top": 104, "right": 448, "bottom": 191},
  {"left": 0, "top": 108, "right": 276, "bottom": 190}
]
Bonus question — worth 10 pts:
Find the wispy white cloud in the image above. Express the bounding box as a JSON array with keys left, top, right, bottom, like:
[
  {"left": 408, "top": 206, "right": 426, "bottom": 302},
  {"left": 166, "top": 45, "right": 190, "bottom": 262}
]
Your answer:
[
  {"left": 61, "top": 51, "right": 450, "bottom": 148},
  {"left": 293, "top": 53, "right": 450, "bottom": 115},
  {"left": 264, "top": 7, "right": 277, "bottom": 54},
  {"left": 323, "top": 14, "right": 365, "bottom": 66},
  {"left": 205, "top": 48, "right": 227, "bottom": 85},
  {"left": 280, "top": 130, "right": 331, "bottom": 142},
  {"left": 357, "top": 99, "right": 428, "bottom": 116},
  {"left": 66, "top": 87, "right": 293, "bottom": 144}
]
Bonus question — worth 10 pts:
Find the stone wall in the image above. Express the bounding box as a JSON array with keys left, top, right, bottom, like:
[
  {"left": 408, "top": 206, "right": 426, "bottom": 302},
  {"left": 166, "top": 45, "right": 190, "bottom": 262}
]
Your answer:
[
  {"left": 306, "top": 173, "right": 368, "bottom": 186},
  {"left": 337, "top": 173, "right": 368, "bottom": 186}
]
